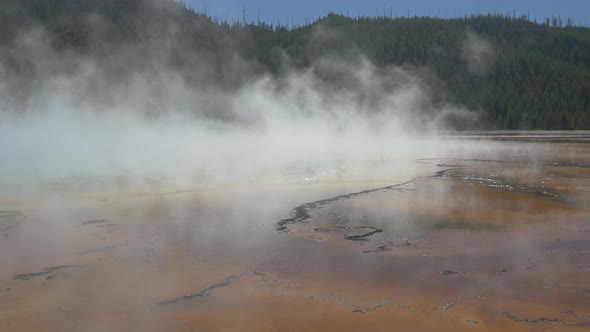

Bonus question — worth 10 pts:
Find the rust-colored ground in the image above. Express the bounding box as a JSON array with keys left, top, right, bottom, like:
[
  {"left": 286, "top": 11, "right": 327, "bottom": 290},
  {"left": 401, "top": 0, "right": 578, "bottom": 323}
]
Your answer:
[{"left": 1, "top": 138, "right": 590, "bottom": 331}]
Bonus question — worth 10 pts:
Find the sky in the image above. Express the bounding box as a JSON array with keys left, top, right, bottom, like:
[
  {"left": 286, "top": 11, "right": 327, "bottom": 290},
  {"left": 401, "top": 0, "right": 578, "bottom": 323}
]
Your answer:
[{"left": 185, "top": 0, "right": 590, "bottom": 27}]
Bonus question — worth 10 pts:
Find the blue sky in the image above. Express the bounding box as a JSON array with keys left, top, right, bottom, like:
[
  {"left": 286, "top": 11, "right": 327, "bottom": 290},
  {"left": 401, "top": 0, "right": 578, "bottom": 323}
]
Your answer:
[{"left": 185, "top": 0, "right": 589, "bottom": 26}]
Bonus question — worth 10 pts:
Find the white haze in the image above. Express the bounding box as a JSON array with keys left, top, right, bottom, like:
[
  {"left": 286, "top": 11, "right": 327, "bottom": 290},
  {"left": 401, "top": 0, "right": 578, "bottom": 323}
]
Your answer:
[
  {"left": 0, "top": 21, "right": 504, "bottom": 197},
  {"left": 462, "top": 30, "right": 495, "bottom": 75}
]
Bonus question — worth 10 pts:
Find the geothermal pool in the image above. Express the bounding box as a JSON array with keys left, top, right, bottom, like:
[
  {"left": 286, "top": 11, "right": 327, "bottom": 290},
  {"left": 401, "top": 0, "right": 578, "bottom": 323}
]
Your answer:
[{"left": 1, "top": 133, "right": 590, "bottom": 331}]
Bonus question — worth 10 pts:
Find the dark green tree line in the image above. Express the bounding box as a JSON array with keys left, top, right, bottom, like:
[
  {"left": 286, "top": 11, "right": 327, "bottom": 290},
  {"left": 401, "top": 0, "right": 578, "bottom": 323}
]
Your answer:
[{"left": 1, "top": 0, "right": 590, "bottom": 129}]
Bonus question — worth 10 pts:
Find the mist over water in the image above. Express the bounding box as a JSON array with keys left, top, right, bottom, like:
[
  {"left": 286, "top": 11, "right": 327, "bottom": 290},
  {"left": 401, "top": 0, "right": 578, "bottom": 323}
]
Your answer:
[{"left": 0, "top": 13, "right": 498, "bottom": 197}]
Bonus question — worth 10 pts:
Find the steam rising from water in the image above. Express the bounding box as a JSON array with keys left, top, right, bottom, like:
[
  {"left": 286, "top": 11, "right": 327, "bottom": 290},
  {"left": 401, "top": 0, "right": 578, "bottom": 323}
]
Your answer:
[
  {"left": 462, "top": 30, "right": 495, "bottom": 75},
  {"left": 0, "top": 22, "right": 493, "bottom": 197}
]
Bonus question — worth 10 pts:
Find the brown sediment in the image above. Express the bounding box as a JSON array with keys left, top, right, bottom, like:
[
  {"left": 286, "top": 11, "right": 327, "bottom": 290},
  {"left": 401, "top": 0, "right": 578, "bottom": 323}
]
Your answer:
[
  {"left": 436, "top": 168, "right": 578, "bottom": 205},
  {"left": 261, "top": 146, "right": 590, "bottom": 330},
  {"left": 2, "top": 139, "right": 590, "bottom": 331}
]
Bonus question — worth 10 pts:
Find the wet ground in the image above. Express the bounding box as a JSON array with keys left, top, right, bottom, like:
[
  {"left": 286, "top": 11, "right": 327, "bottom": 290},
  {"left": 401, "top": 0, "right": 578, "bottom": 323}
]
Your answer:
[{"left": 1, "top": 134, "right": 590, "bottom": 331}]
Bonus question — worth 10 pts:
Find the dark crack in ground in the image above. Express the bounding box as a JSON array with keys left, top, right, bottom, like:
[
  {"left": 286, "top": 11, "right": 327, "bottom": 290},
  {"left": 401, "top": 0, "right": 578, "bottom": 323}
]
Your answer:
[
  {"left": 440, "top": 270, "right": 462, "bottom": 277},
  {"left": 276, "top": 179, "right": 415, "bottom": 233},
  {"left": 157, "top": 271, "right": 264, "bottom": 306},
  {"left": 502, "top": 312, "right": 590, "bottom": 327},
  {"left": 362, "top": 245, "right": 391, "bottom": 254},
  {"left": 352, "top": 302, "right": 391, "bottom": 314},
  {"left": 76, "top": 244, "right": 126, "bottom": 255},
  {"left": 81, "top": 219, "right": 110, "bottom": 226},
  {"left": 344, "top": 226, "right": 383, "bottom": 241},
  {"left": 0, "top": 211, "right": 25, "bottom": 233},
  {"left": 14, "top": 265, "right": 89, "bottom": 281}
]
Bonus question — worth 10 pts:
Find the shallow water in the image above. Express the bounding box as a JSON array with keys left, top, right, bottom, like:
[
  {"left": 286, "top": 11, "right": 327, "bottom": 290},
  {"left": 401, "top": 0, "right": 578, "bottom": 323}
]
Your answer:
[{"left": 1, "top": 133, "right": 590, "bottom": 331}]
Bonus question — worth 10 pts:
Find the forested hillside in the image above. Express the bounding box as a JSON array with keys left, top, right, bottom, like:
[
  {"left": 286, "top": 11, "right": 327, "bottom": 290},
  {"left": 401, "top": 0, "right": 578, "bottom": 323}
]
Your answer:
[{"left": 1, "top": 0, "right": 590, "bottom": 129}]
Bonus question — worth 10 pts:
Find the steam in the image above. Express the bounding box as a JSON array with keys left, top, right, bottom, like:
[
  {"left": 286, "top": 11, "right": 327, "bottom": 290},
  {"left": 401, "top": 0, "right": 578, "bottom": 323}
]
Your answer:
[
  {"left": 0, "top": 13, "right": 490, "bottom": 197},
  {"left": 461, "top": 30, "right": 495, "bottom": 75}
]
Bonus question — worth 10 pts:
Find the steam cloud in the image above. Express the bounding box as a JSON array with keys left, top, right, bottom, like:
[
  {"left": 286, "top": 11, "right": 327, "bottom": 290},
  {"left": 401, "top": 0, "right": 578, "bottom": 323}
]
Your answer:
[
  {"left": 462, "top": 30, "right": 495, "bottom": 75},
  {"left": 0, "top": 11, "right": 491, "bottom": 197}
]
